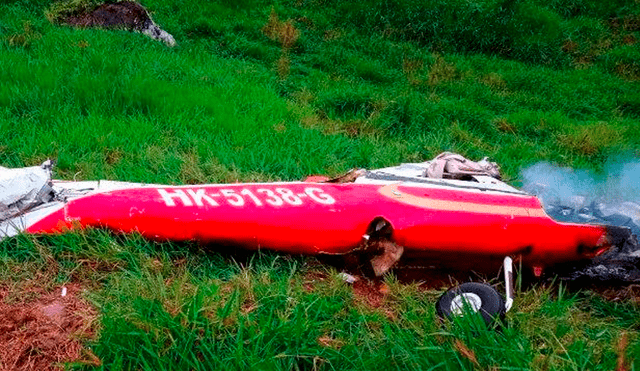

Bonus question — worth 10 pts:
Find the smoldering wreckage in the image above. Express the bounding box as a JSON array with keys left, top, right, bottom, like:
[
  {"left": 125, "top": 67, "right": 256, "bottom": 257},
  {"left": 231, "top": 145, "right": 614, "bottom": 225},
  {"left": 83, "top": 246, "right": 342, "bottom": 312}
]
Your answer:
[{"left": 2, "top": 153, "right": 640, "bottom": 323}]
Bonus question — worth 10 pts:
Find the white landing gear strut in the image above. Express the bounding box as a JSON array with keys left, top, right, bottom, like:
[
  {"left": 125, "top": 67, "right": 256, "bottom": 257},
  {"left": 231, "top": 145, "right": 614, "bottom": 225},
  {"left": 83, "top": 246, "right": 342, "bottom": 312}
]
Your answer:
[{"left": 503, "top": 256, "right": 514, "bottom": 312}]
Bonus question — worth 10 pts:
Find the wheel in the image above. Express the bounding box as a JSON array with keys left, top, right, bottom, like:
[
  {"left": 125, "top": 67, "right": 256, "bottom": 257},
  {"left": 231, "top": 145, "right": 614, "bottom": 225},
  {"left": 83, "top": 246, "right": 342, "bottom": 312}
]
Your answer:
[{"left": 436, "top": 282, "right": 505, "bottom": 324}]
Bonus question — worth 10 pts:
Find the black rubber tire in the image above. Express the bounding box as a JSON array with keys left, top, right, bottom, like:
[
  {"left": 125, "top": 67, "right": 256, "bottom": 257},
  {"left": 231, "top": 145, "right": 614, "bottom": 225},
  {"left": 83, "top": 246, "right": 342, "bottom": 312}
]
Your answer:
[{"left": 436, "top": 282, "right": 506, "bottom": 324}]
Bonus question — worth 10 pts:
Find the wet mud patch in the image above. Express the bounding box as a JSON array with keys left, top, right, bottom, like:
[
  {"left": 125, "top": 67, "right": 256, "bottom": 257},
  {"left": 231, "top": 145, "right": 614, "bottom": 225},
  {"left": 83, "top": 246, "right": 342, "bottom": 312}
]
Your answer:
[{"left": 0, "top": 284, "right": 99, "bottom": 371}]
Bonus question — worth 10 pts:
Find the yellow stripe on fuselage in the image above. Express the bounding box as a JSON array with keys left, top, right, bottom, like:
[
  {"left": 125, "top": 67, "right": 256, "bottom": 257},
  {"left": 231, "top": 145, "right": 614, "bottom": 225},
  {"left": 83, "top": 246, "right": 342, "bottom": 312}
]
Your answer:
[{"left": 378, "top": 184, "right": 547, "bottom": 218}]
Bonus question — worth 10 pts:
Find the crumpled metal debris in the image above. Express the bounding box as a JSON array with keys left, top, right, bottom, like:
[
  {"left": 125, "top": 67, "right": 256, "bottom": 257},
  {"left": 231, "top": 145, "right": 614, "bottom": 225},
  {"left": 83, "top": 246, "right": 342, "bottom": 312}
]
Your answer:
[
  {"left": 0, "top": 161, "right": 54, "bottom": 222},
  {"left": 425, "top": 152, "right": 501, "bottom": 180},
  {"left": 544, "top": 198, "right": 640, "bottom": 238}
]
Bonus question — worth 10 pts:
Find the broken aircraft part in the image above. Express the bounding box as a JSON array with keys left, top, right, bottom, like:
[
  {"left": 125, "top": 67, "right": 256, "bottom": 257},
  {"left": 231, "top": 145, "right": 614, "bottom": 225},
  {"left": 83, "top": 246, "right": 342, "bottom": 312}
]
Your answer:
[
  {"left": 0, "top": 161, "right": 54, "bottom": 221},
  {"left": 0, "top": 155, "right": 628, "bottom": 281}
]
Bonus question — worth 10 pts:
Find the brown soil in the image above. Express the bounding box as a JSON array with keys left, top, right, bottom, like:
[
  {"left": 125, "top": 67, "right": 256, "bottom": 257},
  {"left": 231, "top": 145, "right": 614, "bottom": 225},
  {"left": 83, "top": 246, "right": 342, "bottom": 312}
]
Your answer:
[
  {"left": 0, "top": 284, "right": 99, "bottom": 371},
  {"left": 64, "top": 1, "right": 152, "bottom": 32},
  {"left": 616, "top": 332, "right": 630, "bottom": 371},
  {"left": 301, "top": 269, "right": 329, "bottom": 292},
  {"left": 586, "top": 284, "right": 640, "bottom": 303},
  {"left": 352, "top": 278, "right": 386, "bottom": 308}
]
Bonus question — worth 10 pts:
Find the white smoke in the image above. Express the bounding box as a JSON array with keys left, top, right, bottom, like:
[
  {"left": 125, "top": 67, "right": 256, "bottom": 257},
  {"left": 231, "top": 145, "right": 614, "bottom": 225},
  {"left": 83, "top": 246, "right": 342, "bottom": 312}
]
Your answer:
[{"left": 520, "top": 159, "right": 640, "bottom": 234}]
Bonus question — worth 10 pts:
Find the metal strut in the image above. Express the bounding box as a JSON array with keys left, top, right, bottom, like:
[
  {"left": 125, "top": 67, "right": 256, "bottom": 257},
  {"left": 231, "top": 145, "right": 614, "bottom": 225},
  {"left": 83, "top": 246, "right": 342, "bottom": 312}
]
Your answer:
[{"left": 504, "top": 256, "right": 514, "bottom": 312}]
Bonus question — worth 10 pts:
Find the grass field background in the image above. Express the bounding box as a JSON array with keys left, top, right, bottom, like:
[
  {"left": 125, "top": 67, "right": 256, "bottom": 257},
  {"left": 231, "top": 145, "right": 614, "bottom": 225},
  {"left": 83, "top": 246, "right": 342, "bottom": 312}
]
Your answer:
[{"left": 1, "top": 0, "right": 640, "bottom": 369}]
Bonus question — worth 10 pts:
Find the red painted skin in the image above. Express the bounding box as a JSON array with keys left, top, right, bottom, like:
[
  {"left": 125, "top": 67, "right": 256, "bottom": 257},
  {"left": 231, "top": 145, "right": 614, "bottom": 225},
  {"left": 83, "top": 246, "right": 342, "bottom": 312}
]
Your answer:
[{"left": 26, "top": 182, "right": 609, "bottom": 269}]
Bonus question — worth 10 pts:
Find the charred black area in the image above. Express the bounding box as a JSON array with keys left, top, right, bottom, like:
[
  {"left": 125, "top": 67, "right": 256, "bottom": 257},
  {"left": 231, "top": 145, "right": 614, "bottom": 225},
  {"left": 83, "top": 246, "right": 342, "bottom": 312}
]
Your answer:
[
  {"left": 605, "top": 225, "right": 633, "bottom": 246},
  {"left": 528, "top": 186, "right": 640, "bottom": 285},
  {"left": 553, "top": 234, "right": 640, "bottom": 285}
]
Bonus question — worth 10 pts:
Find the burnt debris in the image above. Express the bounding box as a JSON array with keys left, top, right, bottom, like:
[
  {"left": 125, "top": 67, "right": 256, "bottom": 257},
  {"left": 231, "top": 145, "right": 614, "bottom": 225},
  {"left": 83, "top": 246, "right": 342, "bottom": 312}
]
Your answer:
[
  {"left": 521, "top": 159, "right": 640, "bottom": 285},
  {"left": 527, "top": 186, "right": 640, "bottom": 284},
  {"left": 555, "top": 234, "right": 640, "bottom": 284},
  {"left": 544, "top": 200, "right": 640, "bottom": 237}
]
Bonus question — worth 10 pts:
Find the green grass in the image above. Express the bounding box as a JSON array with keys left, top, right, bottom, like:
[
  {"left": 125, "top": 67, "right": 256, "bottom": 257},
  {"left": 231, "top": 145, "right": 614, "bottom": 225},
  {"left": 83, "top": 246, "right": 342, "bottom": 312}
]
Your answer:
[
  {"left": 1, "top": 231, "right": 638, "bottom": 370},
  {"left": 2, "top": 0, "right": 639, "bottom": 181},
  {"left": 1, "top": 0, "right": 640, "bottom": 369}
]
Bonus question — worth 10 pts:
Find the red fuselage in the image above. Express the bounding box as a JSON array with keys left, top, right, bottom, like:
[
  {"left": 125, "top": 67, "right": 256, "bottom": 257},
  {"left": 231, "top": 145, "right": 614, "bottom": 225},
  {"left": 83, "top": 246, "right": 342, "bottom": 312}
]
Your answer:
[{"left": 25, "top": 181, "right": 611, "bottom": 270}]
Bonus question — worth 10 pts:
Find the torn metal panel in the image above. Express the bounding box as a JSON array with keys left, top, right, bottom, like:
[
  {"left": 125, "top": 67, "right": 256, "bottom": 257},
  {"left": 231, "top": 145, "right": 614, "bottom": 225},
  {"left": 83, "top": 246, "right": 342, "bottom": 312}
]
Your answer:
[
  {"left": 0, "top": 160, "right": 54, "bottom": 221},
  {"left": 0, "top": 201, "right": 65, "bottom": 240},
  {"left": 358, "top": 163, "right": 524, "bottom": 195}
]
